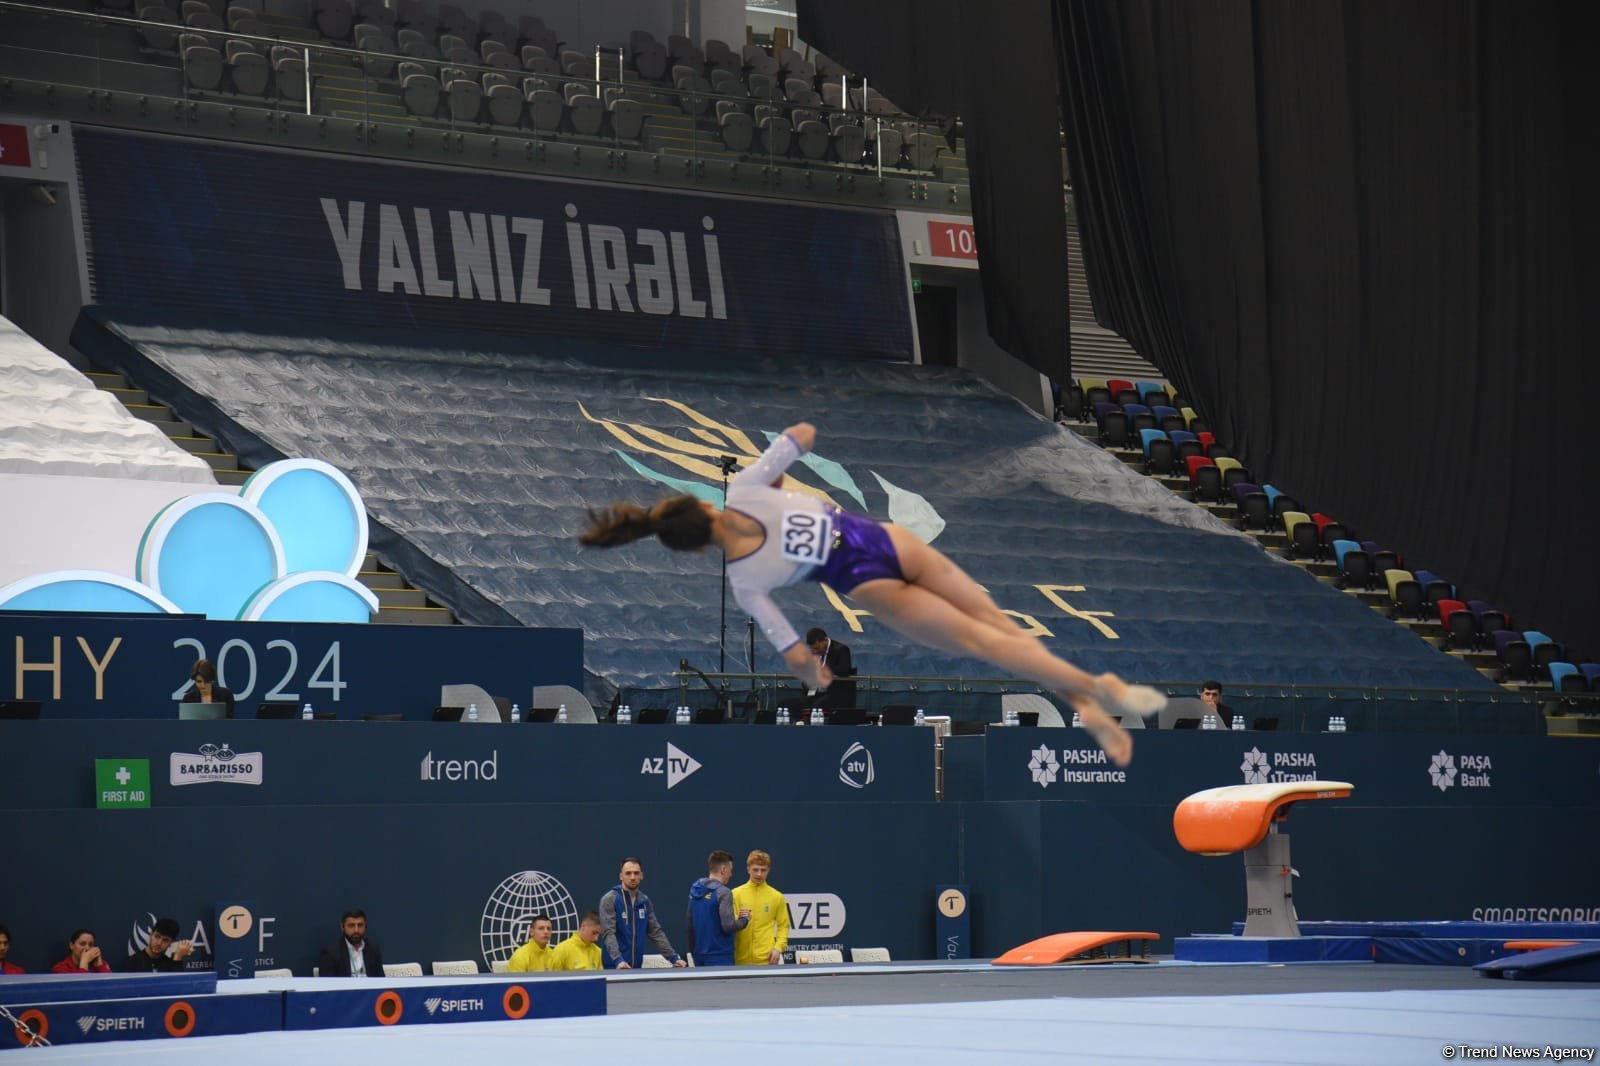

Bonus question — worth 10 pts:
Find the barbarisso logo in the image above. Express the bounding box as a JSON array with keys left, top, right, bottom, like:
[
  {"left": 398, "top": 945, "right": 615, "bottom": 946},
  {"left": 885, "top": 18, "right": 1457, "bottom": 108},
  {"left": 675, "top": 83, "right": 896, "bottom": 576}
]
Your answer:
[
  {"left": 170, "top": 743, "right": 262, "bottom": 786},
  {"left": 1429, "top": 749, "right": 1492, "bottom": 791},
  {"left": 1239, "top": 746, "right": 1317, "bottom": 784},
  {"left": 838, "top": 742, "right": 875, "bottom": 789},
  {"left": 1026, "top": 744, "right": 1124, "bottom": 787},
  {"left": 423, "top": 996, "right": 484, "bottom": 1016}
]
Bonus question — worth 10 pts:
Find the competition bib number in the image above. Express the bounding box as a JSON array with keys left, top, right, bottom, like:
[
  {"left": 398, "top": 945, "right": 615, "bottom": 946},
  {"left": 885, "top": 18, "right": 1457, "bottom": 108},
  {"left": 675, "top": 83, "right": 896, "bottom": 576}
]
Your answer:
[{"left": 780, "top": 510, "right": 832, "bottom": 566}]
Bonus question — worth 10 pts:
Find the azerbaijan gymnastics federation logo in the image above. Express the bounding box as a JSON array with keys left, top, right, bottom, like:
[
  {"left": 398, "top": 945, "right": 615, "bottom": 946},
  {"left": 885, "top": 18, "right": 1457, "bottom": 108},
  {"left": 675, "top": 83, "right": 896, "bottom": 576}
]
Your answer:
[
  {"left": 479, "top": 870, "right": 581, "bottom": 968},
  {"left": 1028, "top": 745, "right": 1059, "bottom": 788},
  {"left": 1429, "top": 750, "right": 1457, "bottom": 792},
  {"left": 0, "top": 458, "right": 378, "bottom": 623},
  {"left": 1240, "top": 747, "right": 1271, "bottom": 784}
]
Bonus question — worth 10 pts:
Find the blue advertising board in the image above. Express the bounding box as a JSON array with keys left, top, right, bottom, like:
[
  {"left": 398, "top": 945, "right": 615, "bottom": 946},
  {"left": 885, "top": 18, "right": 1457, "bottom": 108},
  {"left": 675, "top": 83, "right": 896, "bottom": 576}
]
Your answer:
[
  {"left": 74, "top": 129, "right": 912, "bottom": 360},
  {"left": 0, "top": 612, "right": 581, "bottom": 720}
]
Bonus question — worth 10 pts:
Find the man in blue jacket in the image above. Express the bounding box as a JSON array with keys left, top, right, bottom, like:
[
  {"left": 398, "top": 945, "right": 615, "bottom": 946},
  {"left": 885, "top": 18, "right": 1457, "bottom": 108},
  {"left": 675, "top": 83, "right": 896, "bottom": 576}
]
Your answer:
[
  {"left": 687, "top": 849, "right": 749, "bottom": 966},
  {"left": 599, "top": 857, "right": 685, "bottom": 969}
]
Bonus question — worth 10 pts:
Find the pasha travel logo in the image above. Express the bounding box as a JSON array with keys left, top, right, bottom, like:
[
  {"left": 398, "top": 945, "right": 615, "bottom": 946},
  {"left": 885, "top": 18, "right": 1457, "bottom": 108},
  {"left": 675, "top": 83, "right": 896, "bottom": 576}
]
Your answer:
[
  {"left": 640, "top": 741, "right": 701, "bottom": 789},
  {"left": 1429, "top": 749, "right": 1492, "bottom": 791},
  {"left": 1240, "top": 746, "right": 1317, "bottom": 784},
  {"left": 170, "top": 743, "right": 262, "bottom": 786},
  {"left": 838, "top": 742, "right": 875, "bottom": 789},
  {"left": 423, "top": 997, "right": 484, "bottom": 1016}
]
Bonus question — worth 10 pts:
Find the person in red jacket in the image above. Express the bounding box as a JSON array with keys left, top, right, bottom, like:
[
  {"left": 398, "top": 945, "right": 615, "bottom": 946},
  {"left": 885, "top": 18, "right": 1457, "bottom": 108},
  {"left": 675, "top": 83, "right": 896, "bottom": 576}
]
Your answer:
[
  {"left": 0, "top": 924, "right": 23, "bottom": 974},
  {"left": 51, "top": 928, "right": 111, "bottom": 974}
]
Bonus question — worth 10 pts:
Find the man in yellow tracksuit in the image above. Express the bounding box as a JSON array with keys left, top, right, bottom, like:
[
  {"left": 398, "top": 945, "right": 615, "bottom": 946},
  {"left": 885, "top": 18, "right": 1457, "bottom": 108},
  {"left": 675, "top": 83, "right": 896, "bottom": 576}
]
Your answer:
[
  {"left": 547, "top": 912, "right": 604, "bottom": 971},
  {"left": 731, "top": 849, "right": 789, "bottom": 965},
  {"left": 506, "top": 914, "right": 554, "bottom": 972}
]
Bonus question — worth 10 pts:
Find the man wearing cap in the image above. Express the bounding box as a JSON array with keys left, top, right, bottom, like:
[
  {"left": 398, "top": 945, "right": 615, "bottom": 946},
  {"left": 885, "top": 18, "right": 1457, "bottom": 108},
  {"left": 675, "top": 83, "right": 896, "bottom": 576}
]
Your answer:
[{"left": 117, "top": 917, "right": 195, "bottom": 972}]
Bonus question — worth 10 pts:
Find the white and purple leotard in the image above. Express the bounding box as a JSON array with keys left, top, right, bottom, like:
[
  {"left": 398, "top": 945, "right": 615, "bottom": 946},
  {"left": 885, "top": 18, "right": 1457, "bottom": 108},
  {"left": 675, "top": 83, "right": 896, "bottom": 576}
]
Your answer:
[{"left": 726, "top": 433, "right": 904, "bottom": 654}]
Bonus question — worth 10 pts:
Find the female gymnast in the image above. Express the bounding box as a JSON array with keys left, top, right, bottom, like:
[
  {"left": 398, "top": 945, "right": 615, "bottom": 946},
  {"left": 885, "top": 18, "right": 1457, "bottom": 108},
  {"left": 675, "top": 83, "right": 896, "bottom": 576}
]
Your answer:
[{"left": 579, "top": 422, "right": 1163, "bottom": 765}]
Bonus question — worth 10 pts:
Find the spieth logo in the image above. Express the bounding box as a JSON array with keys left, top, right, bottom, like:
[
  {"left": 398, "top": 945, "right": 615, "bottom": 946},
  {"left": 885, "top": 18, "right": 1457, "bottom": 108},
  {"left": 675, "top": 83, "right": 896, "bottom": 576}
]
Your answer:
[
  {"left": 1028, "top": 745, "right": 1059, "bottom": 788},
  {"left": 423, "top": 997, "right": 484, "bottom": 1016},
  {"left": 1240, "top": 746, "right": 1317, "bottom": 784},
  {"left": 1429, "top": 750, "right": 1491, "bottom": 790},
  {"left": 838, "top": 742, "right": 875, "bottom": 789},
  {"left": 640, "top": 741, "right": 701, "bottom": 789},
  {"left": 77, "top": 1015, "right": 144, "bottom": 1034},
  {"left": 170, "top": 743, "right": 263, "bottom": 786}
]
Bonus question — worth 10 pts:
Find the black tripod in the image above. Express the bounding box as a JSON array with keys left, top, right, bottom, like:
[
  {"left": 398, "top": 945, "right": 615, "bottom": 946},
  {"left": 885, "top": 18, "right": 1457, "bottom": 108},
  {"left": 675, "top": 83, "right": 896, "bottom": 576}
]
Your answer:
[{"left": 716, "top": 454, "right": 740, "bottom": 672}]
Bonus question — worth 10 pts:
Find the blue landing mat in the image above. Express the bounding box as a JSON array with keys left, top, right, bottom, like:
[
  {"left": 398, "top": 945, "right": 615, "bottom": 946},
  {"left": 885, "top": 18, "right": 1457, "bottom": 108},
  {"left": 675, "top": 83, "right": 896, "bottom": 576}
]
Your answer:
[
  {"left": 1175, "top": 936, "right": 1372, "bottom": 963},
  {"left": 0, "top": 971, "right": 216, "bottom": 1005}
]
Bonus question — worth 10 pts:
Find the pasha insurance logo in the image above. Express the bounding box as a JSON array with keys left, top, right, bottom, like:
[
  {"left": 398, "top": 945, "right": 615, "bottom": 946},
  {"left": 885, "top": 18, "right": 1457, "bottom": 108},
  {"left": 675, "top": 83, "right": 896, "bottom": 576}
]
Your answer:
[
  {"left": 1028, "top": 745, "right": 1059, "bottom": 788},
  {"left": 1240, "top": 746, "right": 1317, "bottom": 784},
  {"left": 170, "top": 743, "right": 263, "bottom": 786},
  {"left": 1429, "top": 749, "right": 1491, "bottom": 791},
  {"left": 838, "top": 742, "right": 875, "bottom": 789},
  {"left": 639, "top": 741, "right": 701, "bottom": 789},
  {"left": 423, "top": 997, "right": 484, "bottom": 1016}
]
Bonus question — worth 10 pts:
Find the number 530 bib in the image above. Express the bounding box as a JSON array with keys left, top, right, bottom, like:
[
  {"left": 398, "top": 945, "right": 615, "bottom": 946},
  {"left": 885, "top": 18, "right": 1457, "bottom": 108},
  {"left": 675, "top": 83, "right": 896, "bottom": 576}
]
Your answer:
[{"left": 780, "top": 510, "right": 833, "bottom": 566}]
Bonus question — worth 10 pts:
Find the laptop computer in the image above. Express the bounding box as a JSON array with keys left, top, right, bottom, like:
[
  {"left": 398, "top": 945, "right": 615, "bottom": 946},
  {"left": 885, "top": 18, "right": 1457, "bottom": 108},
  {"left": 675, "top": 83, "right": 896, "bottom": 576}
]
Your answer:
[
  {"left": 826, "top": 707, "right": 867, "bottom": 726},
  {"left": 1251, "top": 715, "right": 1280, "bottom": 731},
  {"left": 432, "top": 706, "right": 466, "bottom": 722},
  {"left": 527, "top": 707, "right": 561, "bottom": 723},
  {"left": 177, "top": 701, "right": 228, "bottom": 720},
  {"left": 256, "top": 702, "right": 298, "bottom": 719},
  {"left": 1172, "top": 717, "right": 1202, "bottom": 729},
  {"left": 0, "top": 700, "right": 43, "bottom": 720},
  {"left": 635, "top": 707, "right": 669, "bottom": 725}
]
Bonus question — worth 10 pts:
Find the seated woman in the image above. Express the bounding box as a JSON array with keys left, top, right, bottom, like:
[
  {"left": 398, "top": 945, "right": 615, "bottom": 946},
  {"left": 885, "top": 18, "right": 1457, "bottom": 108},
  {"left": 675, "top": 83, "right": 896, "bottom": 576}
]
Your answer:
[
  {"left": 580, "top": 422, "right": 1162, "bottom": 764},
  {"left": 51, "top": 928, "right": 111, "bottom": 973},
  {"left": 181, "top": 658, "right": 235, "bottom": 718}
]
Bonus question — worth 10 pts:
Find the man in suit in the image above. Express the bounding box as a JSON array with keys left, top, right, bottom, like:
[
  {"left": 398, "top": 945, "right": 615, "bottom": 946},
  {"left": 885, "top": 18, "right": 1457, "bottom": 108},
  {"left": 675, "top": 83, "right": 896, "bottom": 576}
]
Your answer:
[
  {"left": 317, "top": 909, "right": 383, "bottom": 977},
  {"left": 1200, "top": 680, "right": 1236, "bottom": 728},
  {"left": 804, "top": 627, "right": 856, "bottom": 710}
]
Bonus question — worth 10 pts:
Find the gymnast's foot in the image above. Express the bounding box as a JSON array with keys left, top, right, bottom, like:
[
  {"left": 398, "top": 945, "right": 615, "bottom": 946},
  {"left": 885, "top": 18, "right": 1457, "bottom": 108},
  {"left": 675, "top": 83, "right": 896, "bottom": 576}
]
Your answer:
[
  {"left": 1094, "top": 673, "right": 1167, "bottom": 719},
  {"left": 1070, "top": 696, "right": 1134, "bottom": 768}
]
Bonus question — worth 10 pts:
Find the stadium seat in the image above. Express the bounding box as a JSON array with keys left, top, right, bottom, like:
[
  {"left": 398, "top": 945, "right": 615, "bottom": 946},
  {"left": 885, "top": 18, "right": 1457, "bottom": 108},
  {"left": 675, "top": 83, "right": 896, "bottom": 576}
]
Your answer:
[
  {"left": 1282, "top": 511, "right": 1316, "bottom": 558},
  {"left": 1581, "top": 664, "right": 1600, "bottom": 690},
  {"left": 831, "top": 121, "right": 866, "bottom": 164},
  {"left": 528, "top": 89, "right": 563, "bottom": 132},
  {"left": 1213, "top": 457, "right": 1249, "bottom": 491},
  {"left": 1140, "top": 382, "right": 1170, "bottom": 407},
  {"left": 851, "top": 947, "right": 892, "bottom": 963},
  {"left": 1106, "top": 378, "right": 1134, "bottom": 401},
  {"left": 1185, "top": 454, "right": 1214, "bottom": 483},
  {"left": 1138, "top": 428, "right": 1167, "bottom": 458},
  {"left": 719, "top": 110, "right": 755, "bottom": 152},
  {"left": 180, "top": 34, "right": 224, "bottom": 91},
  {"left": 383, "top": 962, "right": 424, "bottom": 978},
  {"left": 1470, "top": 601, "right": 1510, "bottom": 635},
  {"left": 609, "top": 98, "right": 645, "bottom": 141},
  {"left": 485, "top": 75, "right": 524, "bottom": 126},
  {"left": 1055, "top": 384, "right": 1085, "bottom": 422},
  {"left": 1332, "top": 539, "right": 1372, "bottom": 589},
  {"left": 431, "top": 959, "right": 478, "bottom": 975},
  {"left": 1550, "top": 663, "right": 1583, "bottom": 693},
  {"left": 446, "top": 77, "right": 483, "bottom": 123},
  {"left": 1145, "top": 438, "right": 1177, "bottom": 475},
  {"left": 1193, "top": 463, "right": 1224, "bottom": 503},
  {"left": 1092, "top": 401, "right": 1119, "bottom": 432},
  {"left": 569, "top": 93, "right": 604, "bottom": 135},
  {"left": 1437, "top": 599, "right": 1477, "bottom": 649},
  {"left": 1412, "top": 569, "right": 1452, "bottom": 605},
  {"left": 228, "top": 48, "right": 269, "bottom": 95},
  {"left": 757, "top": 113, "right": 792, "bottom": 156},
  {"left": 400, "top": 67, "right": 439, "bottom": 117},
  {"left": 796, "top": 119, "right": 831, "bottom": 160},
  {"left": 1388, "top": 573, "right": 1425, "bottom": 620},
  {"left": 1100, "top": 411, "right": 1130, "bottom": 448},
  {"left": 1235, "top": 486, "right": 1270, "bottom": 531},
  {"left": 1493, "top": 630, "right": 1534, "bottom": 682},
  {"left": 1369, "top": 549, "right": 1399, "bottom": 576}
]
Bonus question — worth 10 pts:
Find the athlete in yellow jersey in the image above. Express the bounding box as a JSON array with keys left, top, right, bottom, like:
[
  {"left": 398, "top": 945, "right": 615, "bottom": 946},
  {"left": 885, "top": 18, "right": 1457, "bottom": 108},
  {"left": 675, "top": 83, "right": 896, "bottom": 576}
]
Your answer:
[
  {"left": 547, "top": 912, "right": 604, "bottom": 971},
  {"left": 731, "top": 849, "right": 789, "bottom": 965},
  {"left": 506, "top": 914, "right": 555, "bottom": 972}
]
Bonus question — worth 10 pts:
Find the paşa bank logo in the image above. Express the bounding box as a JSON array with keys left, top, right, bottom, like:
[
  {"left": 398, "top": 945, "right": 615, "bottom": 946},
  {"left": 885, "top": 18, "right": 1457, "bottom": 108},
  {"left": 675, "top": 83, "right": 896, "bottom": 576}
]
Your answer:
[
  {"left": 1429, "top": 749, "right": 1492, "bottom": 791},
  {"left": 170, "top": 743, "right": 262, "bottom": 786}
]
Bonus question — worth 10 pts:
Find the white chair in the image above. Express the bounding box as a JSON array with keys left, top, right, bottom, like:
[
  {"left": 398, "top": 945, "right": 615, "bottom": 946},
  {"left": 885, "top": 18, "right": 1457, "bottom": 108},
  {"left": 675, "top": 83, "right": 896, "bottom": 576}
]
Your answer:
[
  {"left": 794, "top": 949, "right": 843, "bottom": 964},
  {"left": 531, "top": 685, "right": 597, "bottom": 723},
  {"left": 383, "top": 962, "right": 424, "bottom": 978},
  {"left": 850, "top": 947, "right": 891, "bottom": 964},
  {"left": 255, "top": 967, "right": 294, "bottom": 977},
  {"left": 640, "top": 954, "right": 672, "bottom": 969},
  {"left": 431, "top": 959, "right": 479, "bottom": 976},
  {"left": 489, "top": 959, "right": 510, "bottom": 974},
  {"left": 441, "top": 683, "right": 503, "bottom": 723}
]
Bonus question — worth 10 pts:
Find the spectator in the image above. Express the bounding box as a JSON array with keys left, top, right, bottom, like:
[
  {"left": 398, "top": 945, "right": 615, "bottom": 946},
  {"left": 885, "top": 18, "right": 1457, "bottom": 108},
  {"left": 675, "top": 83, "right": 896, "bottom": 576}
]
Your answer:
[
  {"left": 51, "top": 928, "right": 111, "bottom": 973},
  {"left": 686, "top": 849, "right": 748, "bottom": 967},
  {"left": 0, "top": 923, "right": 23, "bottom": 974},
  {"left": 1199, "top": 680, "right": 1235, "bottom": 727},
  {"left": 117, "top": 917, "right": 193, "bottom": 972},
  {"left": 316, "top": 909, "right": 383, "bottom": 977},
  {"left": 506, "top": 913, "right": 555, "bottom": 973},
  {"left": 802, "top": 627, "right": 856, "bottom": 711},
  {"left": 180, "top": 658, "right": 236, "bottom": 718},
  {"left": 599, "top": 857, "right": 684, "bottom": 969},
  {"left": 732, "top": 849, "right": 789, "bottom": 965},
  {"left": 547, "top": 912, "right": 604, "bottom": 971}
]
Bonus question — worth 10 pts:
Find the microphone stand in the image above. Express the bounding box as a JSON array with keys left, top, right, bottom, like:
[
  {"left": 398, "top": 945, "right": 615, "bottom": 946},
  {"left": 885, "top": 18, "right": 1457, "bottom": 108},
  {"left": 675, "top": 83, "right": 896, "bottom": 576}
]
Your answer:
[
  {"left": 716, "top": 455, "right": 739, "bottom": 673},
  {"left": 680, "top": 658, "right": 730, "bottom": 716}
]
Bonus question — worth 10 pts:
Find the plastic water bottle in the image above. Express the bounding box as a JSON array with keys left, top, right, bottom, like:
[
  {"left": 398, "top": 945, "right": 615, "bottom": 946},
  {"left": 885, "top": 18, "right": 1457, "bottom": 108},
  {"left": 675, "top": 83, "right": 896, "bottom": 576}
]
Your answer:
[
  {"left": 510, "top": 703, "right": 521, "bottom": 723},
  {"left": 676, "top": 705, "right": 690, "bottom": 725},
  {"left": 1327, "top": 714, "right": 1340, "bottom": 733},
  {"left": 557, "top": 703, "right": 569, "bottom": 724},
  {"left": 1231, "top": 714, "right": 1246, "bottom": 731},
  {"left": 466, "top": 702, "right": 479, "bottom": 722},
  {"left": 1070, "top": 709, "right": 1082, "bottom": 728},
  {"left": 301, "top": 702, "right": 313, "bottom": 721},
  {"left": 618, "top": 703, "right": 632, "bottom": 726},
  {"left": 914, "top": 708, "right": 926, "bottom": 727},
  {"left": 1202, "top": 713, "right": 1217, "bottom": 730},
  {"left": 810, "top": 707, "right": 823, "bottom": 726},
  {"left": 777, "top": 706, "right": 789, "bottom": 726},
  {"left": 1003, "top": 708, "right": 1018, "bottom": 727}
]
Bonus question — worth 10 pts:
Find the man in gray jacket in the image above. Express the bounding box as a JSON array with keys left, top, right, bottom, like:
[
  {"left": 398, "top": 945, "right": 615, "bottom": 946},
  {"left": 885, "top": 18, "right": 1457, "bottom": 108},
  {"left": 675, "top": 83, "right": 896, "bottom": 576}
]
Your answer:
[
  {"left": 686, "top": 849, "right": 749, "bottom": 966},
  {"left": 599, "top": 857, "right": 685, "bottom": 969}
]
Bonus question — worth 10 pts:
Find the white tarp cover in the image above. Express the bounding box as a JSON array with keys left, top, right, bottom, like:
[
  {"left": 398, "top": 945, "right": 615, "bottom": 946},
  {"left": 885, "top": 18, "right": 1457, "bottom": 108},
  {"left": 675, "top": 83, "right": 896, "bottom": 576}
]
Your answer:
[{"left": 0, "top": 314, "right": 214, "bottom": 483}]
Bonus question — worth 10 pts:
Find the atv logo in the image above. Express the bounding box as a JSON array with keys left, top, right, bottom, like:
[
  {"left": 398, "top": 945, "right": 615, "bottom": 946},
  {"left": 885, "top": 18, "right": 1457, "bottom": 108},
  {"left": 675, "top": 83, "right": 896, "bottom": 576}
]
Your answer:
[
  {"left": 838, "top": 742, "right": 875, "bottom": 789},
  {"left": 423, "top": 997, "right": 484, "bottom": 1016},
  {"left": 640, "top": 742, "right": 701, "bottom": 789}
]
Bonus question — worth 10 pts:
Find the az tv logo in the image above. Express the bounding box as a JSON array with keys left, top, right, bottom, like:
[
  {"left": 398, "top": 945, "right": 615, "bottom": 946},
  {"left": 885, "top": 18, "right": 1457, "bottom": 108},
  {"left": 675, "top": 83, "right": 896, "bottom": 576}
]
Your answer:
[{"left": 640, "top": 742, "right": 701, "bottom": 789}]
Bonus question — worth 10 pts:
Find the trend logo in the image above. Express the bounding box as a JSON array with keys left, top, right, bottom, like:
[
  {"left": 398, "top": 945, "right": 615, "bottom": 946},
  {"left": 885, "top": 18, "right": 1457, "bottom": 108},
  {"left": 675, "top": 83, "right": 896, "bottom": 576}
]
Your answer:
[
  {"left": 1240, "top": 747, "right": 1270, "bottom": 785},
  {"left": 838, "top": 742, "right": 875, "bottom": 789},
  {"left": 1028, "top": 745, "right": 1059, "bottom": 788},
  {"left": 1429, "top": 750, "right": 1458, "bottom": 792},
  {"left": 639, "top": 742, "right": 701, "bottom": 789}
]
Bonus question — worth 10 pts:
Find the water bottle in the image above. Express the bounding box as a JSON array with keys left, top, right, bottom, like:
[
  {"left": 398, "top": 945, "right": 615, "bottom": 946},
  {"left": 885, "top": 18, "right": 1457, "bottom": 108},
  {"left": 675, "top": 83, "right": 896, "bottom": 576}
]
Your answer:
[
  {"left": 1231, "top": 713, "right": 1246, "bottom": 731},
  {"left": 914, "top": 707, "right": 926, "bottom": 727},
  {"left": 1327, "top": 714, "right": 1339, "bottom": 733},
  {"left": 810, "top": 707, "right": 823, "bottom": 726},
  {"left": 1070, "top": 709, "right": 1082, "bottom": 729},
  {"left": 510, "top": 703, "right": 521, "bottom": 723},
  {"left": 466, "top": 702, "right": 479, "bottom": 722},
  {"left": 1336, "top": 715, "right": 1347, "bottom": 733},
  {"left": 777, "top": 706, "right": 789, "bottom": 726},
  {"left": 558, "top": 703, "right": 569, "bottom": 724},
  {"left": 1202, "top": 713, "right": 1216, "bottom": 730},
  {"left": 1003, "top": 708, "right": 1018, "bottom": 727},
  {"left": 676, "top": 705, "right": 690, "bottom": 725},
  {"left": 618, "top": 703, "right": 631, "bottom": 726},
  {"left": 301, "top": 702, "right": 313, "bottom": 721}
]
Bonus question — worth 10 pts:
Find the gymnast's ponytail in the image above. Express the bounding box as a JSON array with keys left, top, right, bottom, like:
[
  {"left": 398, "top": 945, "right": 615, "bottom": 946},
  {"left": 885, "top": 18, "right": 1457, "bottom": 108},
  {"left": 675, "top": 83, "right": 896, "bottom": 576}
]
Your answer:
[{"left": 579, "top": 495, "right": 713, "bottom": 551}]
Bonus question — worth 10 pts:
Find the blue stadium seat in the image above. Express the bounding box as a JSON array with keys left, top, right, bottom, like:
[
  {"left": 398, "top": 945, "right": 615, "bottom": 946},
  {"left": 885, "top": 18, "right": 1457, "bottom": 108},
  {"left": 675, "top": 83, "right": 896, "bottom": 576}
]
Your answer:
[
  {"left": 1138, "top": 428, "right": 1167, "bottom": 458},
  {"left": 1549, "top": 662, "right": 1583, "bottom": 693}
]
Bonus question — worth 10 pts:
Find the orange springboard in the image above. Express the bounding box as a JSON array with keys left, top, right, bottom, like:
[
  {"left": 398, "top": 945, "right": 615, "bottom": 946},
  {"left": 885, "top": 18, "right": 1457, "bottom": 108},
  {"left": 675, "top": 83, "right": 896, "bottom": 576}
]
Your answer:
[
  {"left": 992, "top": 931, "right": 1160, "bottom": 966},
  {"left": 1172, "top": 781, "right": 1355, "bottom": 855},
  {"left": 1504, "top": 940, "right": 1582, "bottom": 951}
]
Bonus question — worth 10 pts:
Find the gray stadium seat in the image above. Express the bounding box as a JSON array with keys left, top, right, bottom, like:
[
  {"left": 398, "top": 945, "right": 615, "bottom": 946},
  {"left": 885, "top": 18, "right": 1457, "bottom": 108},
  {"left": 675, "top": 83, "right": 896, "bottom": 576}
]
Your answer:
[
  {"left": 714, "top": 99, "right": 747, "bottom": 123},
  {"left": 184, "top": 9, "right": 222, "bottom": 30},
  {"left": 400, "top": 67, "right": 438, "bottom": 117},
  {"left": 821, "top": 80, "right": 844, "bottom": 109},
  {"left": 229, "top": 49, "right": 269, "bottom": 95},
  {"left": 275, "top": 56, "right": 306, "bottom": 103},
  {"left": 794, "top": 119, "right": 829, "bottom": 160},
  {"left": 486, "top": 51, "right": 517, "bottom": 70},
  {"left": 355, "top": 0, "right": 393, "bottom": 27},
  {"left": 830, "top": 121, "right": 865, "bottom": 164},
  {"left": 873, "top": 126, "right": 904, "bottom": 167},
  {"left": 747, "top": 72, "right": 778, "bottom": 102},
  {"left": 445, "top": 77, "right": 482, "bottom": 123},
  {"left": 436, "top": 3, "right": 470, "bottom": 37},
  {"left": 905, "top": 131, "right": 942, "bottom": 170},
  {"left": 742, "top": 44, "right": 778, "bottom": 76},
  {"left": 438, "top": 33, "right": 466, "bottom": 56},
  {"left": 718, "top": 110, "right": 753, "bottom": 153},
  {"left": 520, "top": 44, "right": 548, "bottom": 66},
  {"left": 568, "top": 93, "right": 603, "bottom": 136},
  {"left": 359, "top": 40, "right": 396, "bottom": 78},
  {"left": 180, "top": 34, "right": 223, "bottom": 90},
  {"left": 485, "top": 78, "right": 522, "bottom": 126},
  {"left": 527, "top": 88, "right": 563, "bottom": 132},
  {"left": 480, "top": 39, "right": 508, "bottom": 63},
  {"left": 634, "top": 42, "right": 667, "bottom": 81},
  {"left": 609, "top": 98, "right": 644, "bottom": 141},
  {"left": 397, "top": 27, "right": 426, "bottom": 51},
  {"left": 667, "top": 35, "right": 703, "bottom": 70},
  {"left": 674, "top": 75, "right": 710, "bottom": 115},
  {"left": 312, "top": 0, "right": 351, "bottom": 41},
  {"left": 401, "top": 39, "right": 438, "bottom": 60},
  {"left": 711, "top": 69, "right": 745, "bottom": 97},
  {"left": 180, "top": 0, "right": 209, "bottom": 18},
  {"left": 137, "top": 5, "right": 181, "bottom": 50},
  {"left": 756, "top": 113, "right": 790, "bottom": 156},
  {"left": 524, "top": 55, "right": 559, "bottom": 77}
]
